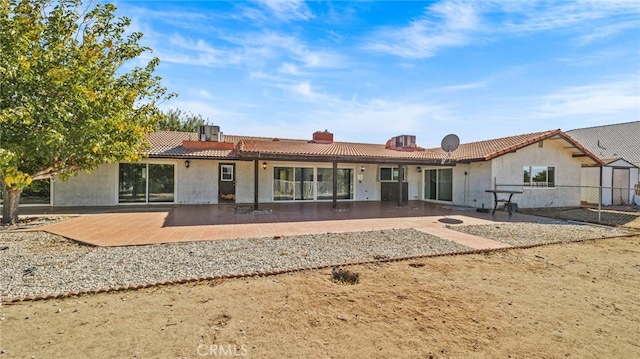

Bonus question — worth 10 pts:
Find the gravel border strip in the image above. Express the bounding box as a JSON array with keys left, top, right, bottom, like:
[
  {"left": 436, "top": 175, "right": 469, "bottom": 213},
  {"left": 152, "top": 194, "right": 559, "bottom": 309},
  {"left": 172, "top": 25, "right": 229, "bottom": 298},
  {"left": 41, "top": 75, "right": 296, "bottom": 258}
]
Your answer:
[{"left": 2, "top": 232, "right": 634, "bottom": 304}]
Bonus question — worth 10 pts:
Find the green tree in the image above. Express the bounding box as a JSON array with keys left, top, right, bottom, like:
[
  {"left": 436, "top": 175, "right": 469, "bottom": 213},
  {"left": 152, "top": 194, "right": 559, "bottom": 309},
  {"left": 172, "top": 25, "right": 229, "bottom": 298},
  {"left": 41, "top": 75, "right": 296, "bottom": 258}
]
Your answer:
[
  {"left": 0, "top": 0, "right": 173, "bottom": 224},
  {"left": 156, "top": 108, "right": 207, "bottom": 132}
]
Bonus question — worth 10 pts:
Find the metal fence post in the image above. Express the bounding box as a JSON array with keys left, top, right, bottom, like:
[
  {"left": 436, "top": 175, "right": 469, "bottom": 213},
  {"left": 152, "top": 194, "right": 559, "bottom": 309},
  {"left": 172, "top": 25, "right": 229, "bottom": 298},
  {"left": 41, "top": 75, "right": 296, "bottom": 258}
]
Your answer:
[{"left": 598, "top": 185, "right": 602, "bottom": 224}]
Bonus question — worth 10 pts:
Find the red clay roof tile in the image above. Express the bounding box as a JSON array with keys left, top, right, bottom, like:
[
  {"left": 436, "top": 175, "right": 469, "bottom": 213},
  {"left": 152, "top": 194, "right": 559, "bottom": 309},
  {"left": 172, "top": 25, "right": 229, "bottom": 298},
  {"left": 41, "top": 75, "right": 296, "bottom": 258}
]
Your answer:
[{"left": 145, "top": 129, "right": 601, "bottom": 164}]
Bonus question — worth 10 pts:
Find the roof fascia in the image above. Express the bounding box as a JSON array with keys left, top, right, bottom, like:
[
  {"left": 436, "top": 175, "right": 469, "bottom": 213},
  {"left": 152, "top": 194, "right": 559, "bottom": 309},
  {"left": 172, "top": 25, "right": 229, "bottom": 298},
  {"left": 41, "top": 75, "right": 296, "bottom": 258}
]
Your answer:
[
  {"left": 481, "top": 130, "right": 604, "bottom": 165},
  {"left": 238, "top": 152, "right": 450, "bottom": 165},
  {"left": 483, "top": 129, "right": 562, "bottom": 161},
  {"left": 557, "top": 132, "right": 605, "bottom": 165}
]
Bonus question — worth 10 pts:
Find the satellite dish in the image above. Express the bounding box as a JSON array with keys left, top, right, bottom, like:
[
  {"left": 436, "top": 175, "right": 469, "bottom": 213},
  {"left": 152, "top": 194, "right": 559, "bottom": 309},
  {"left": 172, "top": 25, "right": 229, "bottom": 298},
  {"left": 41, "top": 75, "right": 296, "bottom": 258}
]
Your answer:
[
  {"left": 440, "top": 134, "right": 460, "bottom": 164},
  {"left": 441, "top": 134, "right": 460, "bottom": 152}
]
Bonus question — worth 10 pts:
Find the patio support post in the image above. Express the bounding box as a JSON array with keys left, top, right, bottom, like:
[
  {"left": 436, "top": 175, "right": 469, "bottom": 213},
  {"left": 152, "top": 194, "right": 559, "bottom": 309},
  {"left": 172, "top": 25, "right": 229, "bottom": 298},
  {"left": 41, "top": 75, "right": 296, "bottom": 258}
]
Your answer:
[
  {"left": 254, "top": 159, "right": 259, "bottom": 210},
  {"left": 397, "top": 163, "right": 403, "bottom": 207},
  {"left": 332, "top": 161, "right": 338, "bottom": 209}
]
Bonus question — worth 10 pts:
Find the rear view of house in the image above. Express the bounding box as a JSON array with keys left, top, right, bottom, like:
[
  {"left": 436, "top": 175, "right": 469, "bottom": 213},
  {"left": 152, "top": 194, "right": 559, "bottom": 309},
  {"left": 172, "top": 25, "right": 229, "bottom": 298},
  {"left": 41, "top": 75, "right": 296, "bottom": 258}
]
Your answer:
[{"left": 10, "top": 126, "right": 598, "bottom": 212}]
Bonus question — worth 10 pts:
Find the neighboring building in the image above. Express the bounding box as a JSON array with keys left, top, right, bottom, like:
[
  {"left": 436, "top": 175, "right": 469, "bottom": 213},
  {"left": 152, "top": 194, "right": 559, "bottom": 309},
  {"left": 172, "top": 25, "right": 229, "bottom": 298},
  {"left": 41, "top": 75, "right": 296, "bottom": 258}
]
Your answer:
[
  {"left": 43, "top": 127, "right": 601, "bottom": 210},
  {"left": 567, "top": 121, "right": 640, "bottom": 206},
  {"left": 566, "top": 121, "right": 640, "bottom": 167}
]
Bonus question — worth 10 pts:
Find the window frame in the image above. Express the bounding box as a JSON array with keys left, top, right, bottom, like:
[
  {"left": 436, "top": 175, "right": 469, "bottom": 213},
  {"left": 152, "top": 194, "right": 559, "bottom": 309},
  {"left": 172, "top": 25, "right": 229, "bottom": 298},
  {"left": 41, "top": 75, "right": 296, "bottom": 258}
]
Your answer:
[
  {"left": 118, "top": 162, "right": 176, "bottom": 204},
  {"left": 423, "top": 168, "right": 453, "bottom": 202},
  {"left": 378, "top": 166, "right": 407, "bottom": 182},
  {"left": 220, "top": 164, "right": 234, "bottom": 182},
  {"left": 272, "top": 165, "right": 355, "bottom": 201},
  {"left": 523, "top": 165, "right": 556, "bottom": 188}
]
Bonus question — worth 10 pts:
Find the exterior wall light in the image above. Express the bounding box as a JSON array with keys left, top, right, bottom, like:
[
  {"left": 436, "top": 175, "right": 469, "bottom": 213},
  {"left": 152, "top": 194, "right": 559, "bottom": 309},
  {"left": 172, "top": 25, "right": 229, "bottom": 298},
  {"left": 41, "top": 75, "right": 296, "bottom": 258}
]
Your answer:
[
  {"left": 262, "top": 162, "right": 267, "bottom": 170},
  {"left": 417, "top": 166, "right": 422, "bottom": 173},
  {"left": 360, "top": 166, "right": 365, "bottom": 172},
  {"left": 185, "top": 159, "right": 191, "bottom": 168}
]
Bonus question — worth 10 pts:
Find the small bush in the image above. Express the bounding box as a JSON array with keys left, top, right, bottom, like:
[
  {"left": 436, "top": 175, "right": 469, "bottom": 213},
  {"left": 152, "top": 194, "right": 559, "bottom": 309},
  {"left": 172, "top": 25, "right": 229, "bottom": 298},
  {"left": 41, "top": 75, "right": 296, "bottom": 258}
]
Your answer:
[{"left": 331, "top": 268, "right": 359, "bottom": 285}]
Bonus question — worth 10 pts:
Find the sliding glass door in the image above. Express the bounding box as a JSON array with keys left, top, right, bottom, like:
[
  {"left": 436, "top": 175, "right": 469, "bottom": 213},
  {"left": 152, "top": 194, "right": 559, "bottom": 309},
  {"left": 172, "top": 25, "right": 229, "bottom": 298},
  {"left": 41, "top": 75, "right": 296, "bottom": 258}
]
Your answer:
[
  {"left": 424, "top": 168, "right": 452, "bottom": 202},
  {"left": 274, "top": 166, "right": 354, "bottom": 201},
  {"left": 316, "top": 168, "right": 354, "bottom": 200},
  {"left": 119, "top": 163, "right": 175, "bottom": 203}
]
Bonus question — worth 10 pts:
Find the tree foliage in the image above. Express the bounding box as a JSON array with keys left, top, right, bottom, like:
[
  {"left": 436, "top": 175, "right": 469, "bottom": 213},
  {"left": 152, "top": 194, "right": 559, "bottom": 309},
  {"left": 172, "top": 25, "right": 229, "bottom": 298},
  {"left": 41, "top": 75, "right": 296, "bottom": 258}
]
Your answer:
[
  {"left": 156, "top": 108, "right": 207, "bottom": 132},
  {"left": 0, "top": 0, "right": 173, "bottom": 223}
]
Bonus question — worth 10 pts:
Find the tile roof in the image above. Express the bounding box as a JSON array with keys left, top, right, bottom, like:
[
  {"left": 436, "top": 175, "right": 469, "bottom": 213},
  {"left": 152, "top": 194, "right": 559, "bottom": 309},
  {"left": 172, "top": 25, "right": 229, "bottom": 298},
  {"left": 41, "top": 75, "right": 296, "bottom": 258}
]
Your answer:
[
  {"left": 145, "top": 128, "right": 602, "bottom": 165},
  {"left": 145, "top": 131, "right": 236, "bottom": 158},
  {"left": 442, "top": 129, "right": 583, "bottom": 162},
  {"left": 566, "top": 121, "right": 640, "bottom": 164},
  {"left": 238, "top": 138, "right": 443, "bottom": 162}
]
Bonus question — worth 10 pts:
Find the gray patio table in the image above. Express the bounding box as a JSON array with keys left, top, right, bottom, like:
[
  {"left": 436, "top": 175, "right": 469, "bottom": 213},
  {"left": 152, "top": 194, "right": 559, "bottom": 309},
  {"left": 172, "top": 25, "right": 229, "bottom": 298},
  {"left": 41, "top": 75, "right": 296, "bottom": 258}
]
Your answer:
[{"left": 485, "top": 190, "right": 523, "bottom": 217}]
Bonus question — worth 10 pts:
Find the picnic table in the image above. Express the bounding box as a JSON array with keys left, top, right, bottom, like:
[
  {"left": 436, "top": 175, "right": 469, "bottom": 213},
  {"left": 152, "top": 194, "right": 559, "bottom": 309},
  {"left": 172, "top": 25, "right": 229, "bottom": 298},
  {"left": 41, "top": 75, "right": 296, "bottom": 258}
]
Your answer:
[{"left": 485, "top": 190, "right": 523, "bottom": 217}]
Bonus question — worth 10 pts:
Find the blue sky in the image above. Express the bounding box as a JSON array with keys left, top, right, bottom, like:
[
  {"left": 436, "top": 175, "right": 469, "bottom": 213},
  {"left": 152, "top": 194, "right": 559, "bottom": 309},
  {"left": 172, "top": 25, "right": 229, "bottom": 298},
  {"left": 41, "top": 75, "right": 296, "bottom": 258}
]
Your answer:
[{"left": 116, "top": 0, "right": 639, "bottom": 148}]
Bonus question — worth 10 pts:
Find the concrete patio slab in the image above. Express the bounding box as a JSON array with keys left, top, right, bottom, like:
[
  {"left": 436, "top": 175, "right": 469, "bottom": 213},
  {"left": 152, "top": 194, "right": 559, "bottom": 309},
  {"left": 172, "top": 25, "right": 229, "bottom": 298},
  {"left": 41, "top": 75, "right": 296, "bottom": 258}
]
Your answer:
[{"left": 34, "top": 202, "right": 536, "bottom": 249}]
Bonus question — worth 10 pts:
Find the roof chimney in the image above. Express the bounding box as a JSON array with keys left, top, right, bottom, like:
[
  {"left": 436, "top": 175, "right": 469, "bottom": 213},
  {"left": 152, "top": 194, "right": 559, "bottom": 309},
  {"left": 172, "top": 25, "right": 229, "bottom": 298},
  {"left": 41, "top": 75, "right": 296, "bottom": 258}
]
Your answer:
[{"left": 312, "top": 130, "right": 333, "bottom": 144}]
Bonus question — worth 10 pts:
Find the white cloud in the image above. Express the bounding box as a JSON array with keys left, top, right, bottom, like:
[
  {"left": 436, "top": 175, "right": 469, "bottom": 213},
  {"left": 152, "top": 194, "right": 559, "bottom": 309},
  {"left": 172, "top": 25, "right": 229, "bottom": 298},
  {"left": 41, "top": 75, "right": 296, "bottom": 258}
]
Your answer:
[
  {"left": 237, "top": 0, "right": 314, "bottom": 23},
  {"left": 363, "top": 1, "right": 481, "bottom": 58},
  {"left": 231, "top": 32, "right": 348, "bottom": 69},
  {"left": 501, "top": 0, "right": 640, "bottom": 37},
  {"left": 259, "top": 0, "right": 314, "bottom": 21},
  {"left": 278, "top": 62, "right": 303, "bottom": 76},
  {"left": 437, "top": 81, "right": 486, "bottom": 92},
  {"left": 328, "top": 101, "right": 452, "bottom": 136},
  {"left": 363, "top": 0, "right": 640, "bottom": 58},
  {"left": 275, "top": 81, "right": 341, "bottom": 104},
  {"left": 532, "top": 77, "right": 640, "bottom": 118}
]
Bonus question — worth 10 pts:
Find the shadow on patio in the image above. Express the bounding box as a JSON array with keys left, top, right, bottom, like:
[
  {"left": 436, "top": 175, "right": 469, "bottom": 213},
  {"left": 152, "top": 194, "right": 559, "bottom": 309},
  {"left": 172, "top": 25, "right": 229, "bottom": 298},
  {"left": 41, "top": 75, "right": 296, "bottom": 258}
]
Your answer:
[{"left": 25, "top": 201, "right": 540, "bottom": 246}]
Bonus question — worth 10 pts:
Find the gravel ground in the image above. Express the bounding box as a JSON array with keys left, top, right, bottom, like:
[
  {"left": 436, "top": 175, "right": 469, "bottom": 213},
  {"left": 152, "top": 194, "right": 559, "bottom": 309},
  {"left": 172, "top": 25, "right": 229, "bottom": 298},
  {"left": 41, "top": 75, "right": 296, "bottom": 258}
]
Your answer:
[
  {"left": 1, "top": 229, "right": 469, "bottom": 300},
  {"left": 1, "top": 218, "right": 632, "bottom": 301},
  {"left": 449, "top": 222, "right": 631, "bottom": 246}
]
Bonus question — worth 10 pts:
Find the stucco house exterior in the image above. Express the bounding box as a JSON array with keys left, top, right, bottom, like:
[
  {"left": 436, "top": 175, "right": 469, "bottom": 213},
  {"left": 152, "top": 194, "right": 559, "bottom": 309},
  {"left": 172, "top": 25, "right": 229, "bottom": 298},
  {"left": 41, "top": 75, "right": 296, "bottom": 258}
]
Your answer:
[
  {"left": 566, "top": 121, "right": 640, "bottom": 206},
  {"left": 40, "top": 127, "right": 601, "bottom": 210}
]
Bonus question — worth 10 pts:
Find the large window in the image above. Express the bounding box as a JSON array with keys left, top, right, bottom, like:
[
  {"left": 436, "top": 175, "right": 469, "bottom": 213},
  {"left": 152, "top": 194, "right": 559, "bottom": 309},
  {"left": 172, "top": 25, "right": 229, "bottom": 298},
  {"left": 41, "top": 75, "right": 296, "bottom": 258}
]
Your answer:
[
  {"left": 274, "top": 166, "right": 354, "bottom": 201},
  {"left": 424, "top": 168, "right": 453, "bottom": 202},
  {"left": 119, "top": 163, "right": 175, "bottom": 203},
  {"left": 523, "top": 166, "right": 555, "bottom": 187}
]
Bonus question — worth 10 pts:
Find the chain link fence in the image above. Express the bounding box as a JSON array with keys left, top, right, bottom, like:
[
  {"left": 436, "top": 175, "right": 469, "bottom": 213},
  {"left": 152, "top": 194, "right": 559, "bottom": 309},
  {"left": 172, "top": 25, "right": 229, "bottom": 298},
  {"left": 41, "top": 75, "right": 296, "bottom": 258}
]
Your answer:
[{"left": 495, "top": 184, "right": 640, "bottom": 231}]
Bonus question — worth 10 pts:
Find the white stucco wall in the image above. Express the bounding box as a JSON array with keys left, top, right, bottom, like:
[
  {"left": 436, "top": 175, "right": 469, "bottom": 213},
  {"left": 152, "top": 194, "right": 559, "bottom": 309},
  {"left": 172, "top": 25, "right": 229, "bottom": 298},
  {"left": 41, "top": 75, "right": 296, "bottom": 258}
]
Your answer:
[
  {"left": 406, "top": 165, "right": 421, "bottom": 201},
  {"left": 53, "top": 164, "right": 117, "bottom": 206},
  {"left": 234, "top": 161, "right": 255, "bottom": 204},
  {"left": 451, "top": 162, "right": 493, "bottom": 209},
  {"left": 489, "top": 139, "right": 585, "bottom": 208},
  {"left": 355, "top": 163, "right": 379, "bottom": 201},
  {"left": 176, "top": 159, "right": 217, "bottom": 204}
]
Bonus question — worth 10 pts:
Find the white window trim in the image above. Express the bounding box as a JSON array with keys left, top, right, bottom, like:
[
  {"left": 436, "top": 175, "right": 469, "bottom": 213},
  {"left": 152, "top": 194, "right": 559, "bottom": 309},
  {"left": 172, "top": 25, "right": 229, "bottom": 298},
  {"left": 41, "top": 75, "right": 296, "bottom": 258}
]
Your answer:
[
  {"left": 221, "top": 164, "right": 234, "bottom": 182},
  {"left": 523, "top": 165, "right": 556, "bottom": 188}
]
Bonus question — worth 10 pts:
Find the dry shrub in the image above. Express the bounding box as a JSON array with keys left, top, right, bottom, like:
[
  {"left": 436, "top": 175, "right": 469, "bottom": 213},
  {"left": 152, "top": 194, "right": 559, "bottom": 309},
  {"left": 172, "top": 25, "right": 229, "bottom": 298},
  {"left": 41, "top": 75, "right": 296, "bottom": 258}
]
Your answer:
[{"left": 331, "top": 267, "right": 359, "bottom": 285}]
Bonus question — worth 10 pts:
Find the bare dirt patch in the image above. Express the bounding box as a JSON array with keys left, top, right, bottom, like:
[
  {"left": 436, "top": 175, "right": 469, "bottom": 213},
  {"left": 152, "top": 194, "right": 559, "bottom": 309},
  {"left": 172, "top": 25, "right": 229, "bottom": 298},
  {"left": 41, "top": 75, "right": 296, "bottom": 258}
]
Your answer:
[{"left": 2, "top": 237, "right": 639, "bottom": 358}]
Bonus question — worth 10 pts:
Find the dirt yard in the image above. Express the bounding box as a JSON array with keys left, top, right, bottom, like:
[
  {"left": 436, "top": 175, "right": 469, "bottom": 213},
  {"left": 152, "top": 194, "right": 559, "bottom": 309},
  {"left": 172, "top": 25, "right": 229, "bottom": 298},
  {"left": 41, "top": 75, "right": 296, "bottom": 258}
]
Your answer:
[{"left": 2, "top": 236, "right": 639, "bottom": 358}]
